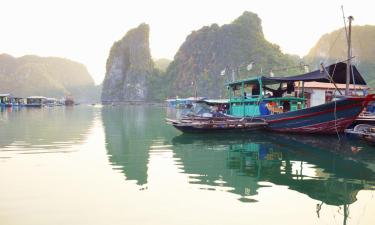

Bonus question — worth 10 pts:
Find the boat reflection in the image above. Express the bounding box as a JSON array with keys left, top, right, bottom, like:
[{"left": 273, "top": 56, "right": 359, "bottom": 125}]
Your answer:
[{"left": 172, "top": 132, "right": 375, "bottom": 206}]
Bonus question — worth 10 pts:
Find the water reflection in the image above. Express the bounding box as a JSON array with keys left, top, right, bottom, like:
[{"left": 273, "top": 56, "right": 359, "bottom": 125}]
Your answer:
[
  {"left": 101, "top": 106, "right": 176, "bottom": 186},
  {"left": 101, "top": 106, "right": 375, "bottom": 224},
  {"left": 172, "top": 133, "right": 375, "bottom": 206},
  {"left": 0, "top": 106, "right": 95, "bottom": 156}
]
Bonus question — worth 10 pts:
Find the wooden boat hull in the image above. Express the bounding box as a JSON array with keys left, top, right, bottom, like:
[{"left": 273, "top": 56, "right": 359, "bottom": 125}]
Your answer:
[
  {"left": 172, "top": 123, "right": 266, "bottom": 133},
  {"left": 261, "top": 95, "right": 374, "bottom": 134},
  {"left": 167, "top": 117, "right": 267, "bottom": 133}
]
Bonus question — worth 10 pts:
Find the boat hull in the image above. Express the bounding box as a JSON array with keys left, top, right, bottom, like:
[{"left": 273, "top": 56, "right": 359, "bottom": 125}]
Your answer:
[
  {"left": 167, "top": 117, "right": 267, "bottom": 133},
  {"left": 172, "top": 123, "right": 266, "bottom": 133},
  {"left": 260, "top": 95, "right": 374, "bottom": 134}
]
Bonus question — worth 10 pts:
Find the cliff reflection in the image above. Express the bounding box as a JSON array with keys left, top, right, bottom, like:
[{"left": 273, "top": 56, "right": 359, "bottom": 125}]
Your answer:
[
  {"left": 172, "top": 133, "right": 375, "bottom": 205},
  {"left": 101, "top": 106, "right": 176, "bottom": 186}
]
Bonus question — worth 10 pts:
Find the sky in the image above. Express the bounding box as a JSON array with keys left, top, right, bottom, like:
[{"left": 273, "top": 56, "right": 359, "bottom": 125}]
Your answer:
[{"left": 0, "top": 0, "right": 374, "bottom": 84}]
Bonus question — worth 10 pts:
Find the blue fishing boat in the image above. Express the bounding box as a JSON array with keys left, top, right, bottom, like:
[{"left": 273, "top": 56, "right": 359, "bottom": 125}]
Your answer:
[{"left": 226, "top": 62, "right": 374, "bottom": 134}]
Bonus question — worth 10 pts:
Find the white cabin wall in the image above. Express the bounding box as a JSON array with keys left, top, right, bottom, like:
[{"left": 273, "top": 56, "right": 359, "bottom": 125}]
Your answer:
[{"left": 310, "top": 89, "right": 325, "bottom": 107}]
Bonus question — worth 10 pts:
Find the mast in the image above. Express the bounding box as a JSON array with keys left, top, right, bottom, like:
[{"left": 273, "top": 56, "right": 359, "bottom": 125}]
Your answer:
[{"left": 345, "top": 16, "right": 354, "bottom": 96}]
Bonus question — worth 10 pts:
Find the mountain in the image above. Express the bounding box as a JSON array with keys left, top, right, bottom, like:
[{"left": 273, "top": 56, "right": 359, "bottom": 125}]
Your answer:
[
  {"left": 0, "top": 54, "right": 99, "bottom": 102},
  {"left": 101, "top": 23, "right": 154, "bottom": 103},
  {"left": 164, "top": 11, "right": 303, "bottom": 98},
  {"left": 304, "top": 25, "right": 375, "bottom": 87}
]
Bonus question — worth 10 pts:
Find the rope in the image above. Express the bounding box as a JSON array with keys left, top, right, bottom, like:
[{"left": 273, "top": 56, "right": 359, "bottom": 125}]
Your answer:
[
  {"left": 334, "top": 98, "right": 341, "bottom": 140},
  {"left": 323, "top": 61, "right": 341, "bottom": 140}
]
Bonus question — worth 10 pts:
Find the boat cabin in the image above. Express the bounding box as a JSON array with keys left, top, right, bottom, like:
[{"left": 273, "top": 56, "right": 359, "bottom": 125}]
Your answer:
[{"left": 227, "top": 77, "right": 306, "bottom": 117}]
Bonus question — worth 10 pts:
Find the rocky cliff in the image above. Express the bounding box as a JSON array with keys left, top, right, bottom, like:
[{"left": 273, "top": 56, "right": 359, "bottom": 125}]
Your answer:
[
  {"left": 101, "top": 23, "right": 154, "bottom": 103},
  {"left": 165, "top": 11, "right": 301, "bottom": 98},
  {"left": 0, "top": 54, "right": 98, "bottom": 102},
  {"left": 304, "top": 25, "right": 375, "bottom": 87}
]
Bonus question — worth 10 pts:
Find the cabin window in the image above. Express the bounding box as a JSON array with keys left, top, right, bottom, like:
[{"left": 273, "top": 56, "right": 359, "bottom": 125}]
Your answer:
[
  {"left": 232, "top": 85, "right": 242, "bottom": 98},
  {"left": 244, "top": 84, "right": 260, "bottom": 98}
]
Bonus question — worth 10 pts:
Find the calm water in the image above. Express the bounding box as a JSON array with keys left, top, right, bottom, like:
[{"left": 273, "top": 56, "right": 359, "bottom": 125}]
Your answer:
[{"left": 1, "top": 106, "right": 375, "bottom": 225}]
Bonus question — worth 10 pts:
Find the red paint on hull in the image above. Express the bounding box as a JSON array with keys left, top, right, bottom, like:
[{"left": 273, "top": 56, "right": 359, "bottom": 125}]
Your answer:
[
  {"left": 267, "top": 102, "right": 363, "bottom": 123},
  {"left": 266, "top": 95, "right": 375, "bottom": 134},
  {"left": 269, "top": 117, "right": 357, "bottom": 134}
]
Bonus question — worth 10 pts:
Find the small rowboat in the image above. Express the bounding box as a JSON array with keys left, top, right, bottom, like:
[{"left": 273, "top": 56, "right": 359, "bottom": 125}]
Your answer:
[{"left": 166, "top": 115, "right": 267, "bottom": 133}]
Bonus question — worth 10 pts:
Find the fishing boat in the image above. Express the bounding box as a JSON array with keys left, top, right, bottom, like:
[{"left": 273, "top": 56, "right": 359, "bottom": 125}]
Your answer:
[
  {"left": 226, "top": 62, "right": 374, "bottom": 134},
  {"left": 65, "top": 95, "right": 75, "bottom": 106}
]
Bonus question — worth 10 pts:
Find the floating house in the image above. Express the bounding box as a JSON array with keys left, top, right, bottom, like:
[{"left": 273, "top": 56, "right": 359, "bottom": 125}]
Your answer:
[
  {"left": 26, "top": 96, "right": 47, "bottom": 107},
  {"left": 0, "top": 94, "right": 11, "bottom": 107}
]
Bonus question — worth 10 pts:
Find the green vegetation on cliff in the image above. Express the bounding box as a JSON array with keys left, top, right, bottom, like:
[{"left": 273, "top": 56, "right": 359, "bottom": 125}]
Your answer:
[
  {"left": 163, "top": 11, "right": 303, "bottom": 98},
  {"left": 101, "top": 23, "right": 153, "bottom": 103}
]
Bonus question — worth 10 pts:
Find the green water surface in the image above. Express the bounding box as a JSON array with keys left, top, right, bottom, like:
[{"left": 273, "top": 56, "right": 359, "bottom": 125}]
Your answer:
[{"left": 0, "top": 106, "right": 375, "bottom": 225}]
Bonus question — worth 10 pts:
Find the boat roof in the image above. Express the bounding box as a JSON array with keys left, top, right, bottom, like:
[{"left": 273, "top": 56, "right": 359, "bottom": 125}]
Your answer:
[
  {"left": 27, "top": 96, "right": 47, "bottom": 99},
  {"left": 165, "top": 97, "right": 207, "bottom": 102},
  {"left": 0, "top": 94, "right": 11, "bottom": 97},
  {"left": 227, "top": 62, "right": 366, "bottom": 86},
  {"left": 196, "top": 99, "right": 229, "bottom": 104},
  {"left": 302, "top": 81, "right": 368, "bottom": 90}
]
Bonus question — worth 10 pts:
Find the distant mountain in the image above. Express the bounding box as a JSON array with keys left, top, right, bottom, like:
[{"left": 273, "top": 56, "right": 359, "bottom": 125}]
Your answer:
[
  {"left": 154, "top": 58, "right": 171, "bottom": 72},
  {"left": 101, "top": 23, "right": 154, "bottom": 103},
  {"left": 304, "top": 25, "right": 375, "bottom": 87},
  {"left": 0, "top": 54, "right": 99, "bottom": 102},
  {"left": 164, "top": 11, "right": 303, "bottom": 98}
]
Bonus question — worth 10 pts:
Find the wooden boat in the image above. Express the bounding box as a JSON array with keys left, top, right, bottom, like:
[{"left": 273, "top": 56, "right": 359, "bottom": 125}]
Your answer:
[
  {"left": 353, "top": 112, "right": 375, "bottom": 125},
  {"left": 226, "top": 62, "right": 374, "bottom": 134},
  {"left": 65, "top": 95, "right": 75, "bottom": 106},
  {"left": 166, "top": 115, "right": 267, "bottom": 133},
  {"left": 345, "top": 124, "right": 375, "bottom": 144}
]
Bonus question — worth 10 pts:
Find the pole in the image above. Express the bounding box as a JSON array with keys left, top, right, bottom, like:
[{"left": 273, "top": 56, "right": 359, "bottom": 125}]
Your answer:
[{"left": 345, "top": 16, "right": 354, "bottom": 96}]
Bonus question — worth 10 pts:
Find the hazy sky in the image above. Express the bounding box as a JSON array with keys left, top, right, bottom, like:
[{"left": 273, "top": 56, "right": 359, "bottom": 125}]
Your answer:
[{"left": 0, "top": 0, "right": 374, "bottom": 84}]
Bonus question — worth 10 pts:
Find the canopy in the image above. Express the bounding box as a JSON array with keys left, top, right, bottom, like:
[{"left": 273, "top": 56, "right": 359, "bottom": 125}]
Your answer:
[
  {"left": 264, "top": 62, "right": 366, "bottom": 85},
  {"left": 228, "top": 62, "right": 367, "bottom": 86}
]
